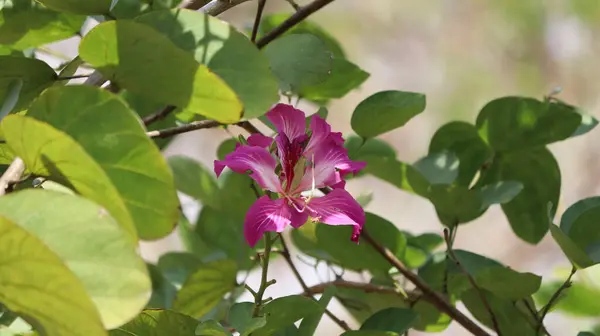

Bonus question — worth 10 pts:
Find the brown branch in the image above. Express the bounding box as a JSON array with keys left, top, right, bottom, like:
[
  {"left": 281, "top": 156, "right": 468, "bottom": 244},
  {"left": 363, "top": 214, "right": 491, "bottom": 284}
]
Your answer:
[
  {"left": 147, "top": 120, "right": 221, "bottom": 138},
  {"left": 250, "top": 0, "right": 267, "bottom": 43},
  {"left": 202, "top": 0, "right": 255, "bottom": 16},
  {"left": 277, "top": 233, "right": 351, "bottom": 331},
  {"left": 361, "top": 229, "right": 491, "bottom": 336},
  {"left": 0, "top": 157, "right": 25, "bottom": 196},
  {"left": 237, "top": 121, "right": 262, "bottom": 135},
  {"left": 256, "top": 0, "right": 336, "bottom": 48},
  {"left": 177, "top": 0, "right": 211, "bottom": 10},
  {"left": 443, "top": 229, "right": 501, "bottom": 336}
]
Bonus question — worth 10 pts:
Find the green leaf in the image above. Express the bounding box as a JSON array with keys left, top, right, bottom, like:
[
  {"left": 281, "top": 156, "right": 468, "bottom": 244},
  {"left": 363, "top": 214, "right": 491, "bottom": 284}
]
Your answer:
[
  {"left": 476, "top": 96, "right": 582, "bottom": 152},
  {"left": 412, "top": 300, "right": 451, "bottom": 332},
  {"left": 173, "top": 260, "right": 237, "bottom": 318},
  {"left": 360, "top": 308, "right": 418, "bottom": 334},
  {"left": 448, "top": 250, "right": 541, "bottom": 299},
  {"left": 135, "top": 9, "right": 279, "bottom": 120},
  {"left": 413, "top": 151, "right": 459, "bottom": 185},
  {"left": 177, "top": 214, "right": 217, "bottom": 261},
  {"left": 549, "top": 197, "right": 600, "bottom": 268},
  {"left": 4, "top": 85, "right": 180, "bottom": 240},
  {"left": 462, "top": 289, "right": 536, "bottom": 335},
  {"left": 0, "top": 1, "right": 84, "bottom": 50},
  {"left": 273, "top": 325, "right": 299, "bottom": 336},
  {"left": 79, "top": 20, "right": 242, "bottom": 123},
  {"left": 479, "top": 181, "right": 524, "bottom": 209},
  {"left": 0, "top": 56, "right": 56, "bottom": 112},
  {"left": 290, "top": 220, "right": 336, "bottom": 262},
  {"left": 479, "top": 147, "right": 560, "bottom": 244},
  {"left": 362, "top": 157, "right": 429, "bottom": 196},
  {"left": 429, "top": 121, "right": 493, "bottom": 186},
  {"left": 427, "top": 185, "right": 483, "bottom": 226},
  {"left": 341, "top": 332, "right": 397, "bottom": 336},
  {"left": 263, "top": 34, "right": 333, "bottom": 93},
  {"left": 228, "top": 302, "right": 267, "bottom": 336},
  {"left": 195, "top": 206, "right": 254, "bottom": 269},
  {"left": 578, "top": 333, "right": 596, "bottom": 336},
  {"left": 0, "top": 189, "right": 151, "bottom": 328},
  {"left": 157, "top": 252, "right": 203, "bottom": 287},
  {"left": 168, "top": 156, "right": 220, "bottom": 209},
  {"left": 300, "top": 58, "right": 369, "bottom": 104},
  {"left": 0, "top": 78, "right": 21, "bottom": 118},
  {"left": 335, "top": 287, "right": 408, "bottom": 326},
  {"left": 36, "top": 0, "right": 111, "bottom": 14},
  {"left": 195, "top": 320, "right": 232, "bottom": 336},
  {"left": 259, "top": 14, "right": 345, "bottom": 58},
  {"left": 298, "top": 286, "right": 335, "bottom": 336},
  {"left": 549, "top": 224, "right": 595, "bottom": 269},
  {"left": 0, "top": 215, "right": 106, "bottom": 336},
  {"left": 252, "top": 296, "right": 320, "bottom": 336},
  {"left": 55, "top": 56, "right": 84, "bottom": 86},
  {"left": 109, "top": 309, "right": 198, "bottom": 335},
  {"left": 402, "top": 232, "right": 443, "bottom": 269},
  {"left": 346, "top": 136, "right": 396, "bottom": 161},
  {"left": 351, "top": 90, "right": 426, "bottom": 138},
  {"left": 217, "top": 138, "right": 239, "bottom": 161},
  {"left": 120, "top": 90, "right": 176, "bottom": 149},
  {"left": 146, "top": 263, "right": 177, "bottom": 309},
  {"left": 571, "top": 112, "right": 598, "bottom": 138},
  {"left": 316, "top": 213, "right": 406, "bottom": 272}
]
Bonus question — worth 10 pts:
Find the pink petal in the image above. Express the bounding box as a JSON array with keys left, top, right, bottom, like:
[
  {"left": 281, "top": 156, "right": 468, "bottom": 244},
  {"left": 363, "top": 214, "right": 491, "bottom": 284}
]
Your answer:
[
  {"left": 247, "top": 134, "right": 274, "bottom": 148},
  {"left": 244, "top": 196, "right": 292, "bottom": 247},
  {"left": 289, "top": 198, "right": 309, "bottom": 228},
  {"left": 266, "top": 104, "right": 307, "bottom": 141},
  {"left": 295, "top": 144, "right": 359, "bottom": 192},
  {"left": 304, "top": 115, "right": 332, "bottom": 157},
  {"left": 306, "top": 189, "right": 365, "bottom": 241},
  {"left": 213, "top": 145, "right": 281, "bottom": 192},
  {"left": 329, "top": 132, "right": 345, "bottom": 147}
]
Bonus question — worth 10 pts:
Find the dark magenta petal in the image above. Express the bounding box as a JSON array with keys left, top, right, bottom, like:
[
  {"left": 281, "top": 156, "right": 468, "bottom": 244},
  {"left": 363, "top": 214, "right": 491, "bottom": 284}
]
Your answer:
[{"left": 247, "top": 134, "right": 274, "bottom": 148}]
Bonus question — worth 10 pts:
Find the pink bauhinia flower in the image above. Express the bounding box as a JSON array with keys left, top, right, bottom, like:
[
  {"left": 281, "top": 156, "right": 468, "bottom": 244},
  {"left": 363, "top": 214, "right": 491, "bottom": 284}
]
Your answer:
[{"left": 214, "top": 104, "right": 366, "bottom": 247}]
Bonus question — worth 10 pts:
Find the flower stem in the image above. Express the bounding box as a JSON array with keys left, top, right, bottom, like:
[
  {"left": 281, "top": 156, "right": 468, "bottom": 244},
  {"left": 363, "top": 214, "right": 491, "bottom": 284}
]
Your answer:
[{"left": 252, "top": 232, "right": 275, "bottom": 317}]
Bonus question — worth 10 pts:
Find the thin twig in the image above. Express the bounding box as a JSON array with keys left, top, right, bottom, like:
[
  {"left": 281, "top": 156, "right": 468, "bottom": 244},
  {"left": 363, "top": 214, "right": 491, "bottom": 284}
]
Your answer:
[
  {"left": 304, "top": 280, "right": 419, "bottom": 301},
  {"left": 361, "top": 229, "right": 491, "bottom": 336},
  {"left": 284, "top": 0, "right": 300, "bottom": 11},
  {"left": 278, "top": 234, "right": 351, "bottom": 331},
  {"left": 237, "top": 121, "right": 262, "bottom": 135},
  {"left": 256, "top": 0, "right": 336, "bottom": 48},
  {"left": 251, "top": 0, "right": 267, "bottom": 43},
  {"left": 443, "top": 229, "right": 501, "bottom": 336},
  {"left": 537, "top": 266, "right": 576, "bottom": 333},
  {"left": 146, "top": 120, "right": 221, "bottom": 138},
  {"left": 252, "top": 232, "right": 276, "bottom": 316},
  {"left": 0, "top": 158, "right": 25, "bottom": 196},
  {"left": 143, "top": 106, "right": 177, "bottom": 126},
  {"left": 177, "top": 0, "right": 211, "bottom": 9},
  {"left": 202, "top": 0, "right": 255, "bottom": 16},
  {"left": 55, "top": 74, "right": 91, "bottom": 81}
]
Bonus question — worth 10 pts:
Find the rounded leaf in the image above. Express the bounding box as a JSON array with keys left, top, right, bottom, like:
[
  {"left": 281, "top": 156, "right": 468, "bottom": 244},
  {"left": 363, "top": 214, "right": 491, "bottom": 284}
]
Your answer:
[
  {"left": 0, "top": 56, "right": 56, "bottom": 113},
  {"left": 252, "top": 296, "right": 320, "bottom": 336},
  {"left": 135, "top": 9, "right": 279, "bottom": 120},
  {"left": 0, "top": 215, "right": 105, "bottom": 336},
  {"left": 172, "top": 259, "right": 237, "bottom": 318},
  {"left": 109, "top": 309, "right": 198, "bottom": 335},
  {"left": 0, "top": 189, "right": 151, "bottom": 328},
  {"left": 351, "top": 90, "right": 426, "bottom": 138},
  {"left": 79, "top": 20, "right": 242, "bottom": 123}
]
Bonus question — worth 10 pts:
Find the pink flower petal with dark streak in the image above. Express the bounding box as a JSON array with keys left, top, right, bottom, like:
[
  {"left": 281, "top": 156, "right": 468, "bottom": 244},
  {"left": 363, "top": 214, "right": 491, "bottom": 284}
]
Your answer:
[
  {"left": 266, "top": 104, "right": 306, "bottom": 141},
  {"left": 244, "top": 196, "right": 291, "bottom": 247},
  {"left": 307, "top": 189, "right": 365, "bottom": 242},
  {"left": 214, "top": 145, "right": 281, "bottom": 193},
  {"left": 247, "top": 134, "right": 274, "bottom": 148}
]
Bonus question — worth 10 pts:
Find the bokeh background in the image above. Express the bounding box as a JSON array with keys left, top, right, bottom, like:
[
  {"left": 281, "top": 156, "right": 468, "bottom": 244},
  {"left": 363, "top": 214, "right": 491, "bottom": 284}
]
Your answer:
[{"left": 41, "top": 0, "right": 600, "bottom": 334}]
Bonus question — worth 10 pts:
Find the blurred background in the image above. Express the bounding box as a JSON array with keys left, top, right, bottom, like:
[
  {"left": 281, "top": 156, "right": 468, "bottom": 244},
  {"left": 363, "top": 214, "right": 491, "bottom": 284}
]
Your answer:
[{"left": 40, "top": 0, "right": 600, "bottom": 334}]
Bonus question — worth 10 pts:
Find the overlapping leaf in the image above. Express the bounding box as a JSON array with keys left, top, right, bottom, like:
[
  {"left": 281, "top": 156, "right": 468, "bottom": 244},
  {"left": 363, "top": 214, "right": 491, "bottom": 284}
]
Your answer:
[{"left": 2, "top": 86, "right": 179, "bottom": 240}]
